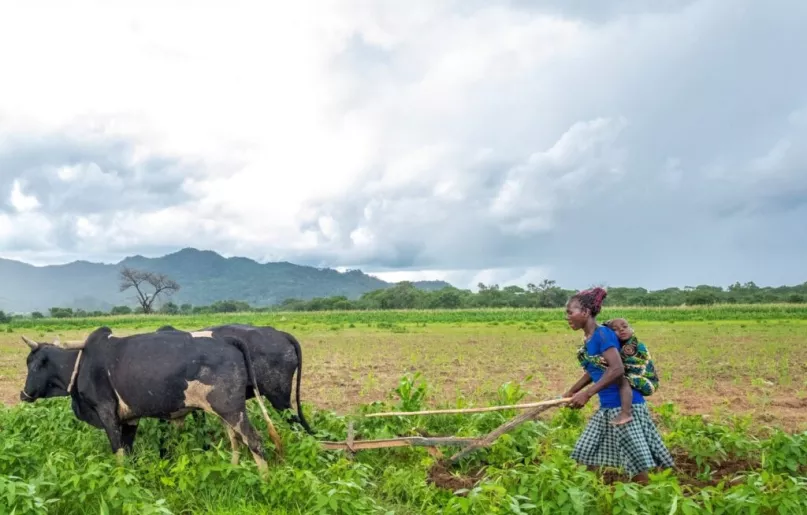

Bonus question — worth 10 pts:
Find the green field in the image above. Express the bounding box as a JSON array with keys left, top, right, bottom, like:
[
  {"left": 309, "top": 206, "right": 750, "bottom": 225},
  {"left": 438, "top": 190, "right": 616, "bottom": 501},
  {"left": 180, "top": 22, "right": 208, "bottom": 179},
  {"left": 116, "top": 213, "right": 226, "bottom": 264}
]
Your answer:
[{"left": 1, "top": 306, "right": 806, "bottom": 513}]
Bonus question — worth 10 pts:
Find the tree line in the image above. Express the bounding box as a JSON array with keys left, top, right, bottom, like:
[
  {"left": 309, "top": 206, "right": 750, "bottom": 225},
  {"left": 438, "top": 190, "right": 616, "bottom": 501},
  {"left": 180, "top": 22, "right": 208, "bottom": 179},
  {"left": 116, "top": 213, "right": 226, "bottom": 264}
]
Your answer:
[
  {"left": 276, "top": 279, "right": 807, "bottom": 311},
  {"left": 8, "top": 277, "right": 805, "bottom": 321}
]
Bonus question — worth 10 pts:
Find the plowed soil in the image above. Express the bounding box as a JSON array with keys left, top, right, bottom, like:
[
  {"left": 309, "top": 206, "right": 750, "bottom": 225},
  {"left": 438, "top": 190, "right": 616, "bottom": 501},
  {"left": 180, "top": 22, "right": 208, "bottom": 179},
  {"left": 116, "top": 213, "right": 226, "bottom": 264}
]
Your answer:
[
  {"left": 427, "top": 461, "right": 486, "bottom": 492},
  {"left": 2, "top": 321, "right": 806, "bottom": 432}
]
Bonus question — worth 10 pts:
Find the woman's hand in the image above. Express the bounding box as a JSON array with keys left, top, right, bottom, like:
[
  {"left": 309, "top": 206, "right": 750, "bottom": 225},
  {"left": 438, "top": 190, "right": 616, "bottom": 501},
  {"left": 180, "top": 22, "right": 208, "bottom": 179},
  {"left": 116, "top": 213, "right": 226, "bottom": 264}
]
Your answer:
[
  {"left": 563, "top": 372, "right": 593, "bottom": 401},
  {"left": 567, "top": 347, "right": 623, "bottom": 409},
  {"left": 568, "top": 389, "right": 592, "bottom": 409}
]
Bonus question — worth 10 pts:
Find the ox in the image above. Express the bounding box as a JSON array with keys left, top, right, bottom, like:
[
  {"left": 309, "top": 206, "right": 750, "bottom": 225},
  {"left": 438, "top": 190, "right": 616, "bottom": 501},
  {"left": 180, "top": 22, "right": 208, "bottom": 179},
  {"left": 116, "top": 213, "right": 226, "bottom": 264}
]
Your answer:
[
  {"left": 19, "top": 327, "right": 281, "bottom": 475},
  {"left": 157, "top": 323, "right": 313, "bottom": 435}
]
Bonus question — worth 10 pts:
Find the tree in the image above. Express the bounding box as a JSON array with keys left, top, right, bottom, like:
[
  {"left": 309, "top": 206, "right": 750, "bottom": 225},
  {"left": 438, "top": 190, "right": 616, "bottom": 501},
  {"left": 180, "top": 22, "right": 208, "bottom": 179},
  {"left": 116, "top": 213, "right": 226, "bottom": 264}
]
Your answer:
[
  {"left": 429, "top": 288, "right": 463, "bottom": 309},
  {"left": 118, "top": 266, "right": 180, "bottom": 314},
  {"left": 503, "top": 285, "right": 525, "bottom": 295},
  {"left": 210, "top": 300, "right": 251, "bottom": 313},
  {"left": 537, "top": 279, "right": 557, "bottom": 291},
  {"left": 50, "top": 307, "right": 74, "bottom": 318},
  {"left": 160, "top": 301, "right": 180, "bottom": 315}
]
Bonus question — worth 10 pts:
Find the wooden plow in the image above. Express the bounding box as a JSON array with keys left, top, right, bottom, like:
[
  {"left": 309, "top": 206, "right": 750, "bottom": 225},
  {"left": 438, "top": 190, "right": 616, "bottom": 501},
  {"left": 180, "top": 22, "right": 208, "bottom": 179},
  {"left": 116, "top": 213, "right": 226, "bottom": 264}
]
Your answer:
[{"left": 319, "top": 397, "right": 571, "bottom": 464}]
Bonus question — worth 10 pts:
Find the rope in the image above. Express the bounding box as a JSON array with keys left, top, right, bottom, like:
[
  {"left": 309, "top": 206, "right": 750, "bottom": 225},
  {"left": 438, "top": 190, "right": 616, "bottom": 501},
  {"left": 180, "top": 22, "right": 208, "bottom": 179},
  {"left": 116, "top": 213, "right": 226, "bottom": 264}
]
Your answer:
[{"left": 67, "top": 350, "right": 83, "bottom": 393}]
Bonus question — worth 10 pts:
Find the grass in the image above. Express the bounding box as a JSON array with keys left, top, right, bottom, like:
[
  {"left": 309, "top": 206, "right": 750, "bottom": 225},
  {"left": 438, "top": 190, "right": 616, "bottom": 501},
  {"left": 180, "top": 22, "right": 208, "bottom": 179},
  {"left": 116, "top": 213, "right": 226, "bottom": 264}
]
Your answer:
[
  {"left": 5, "top": 303, "right": 807, "bottom": 331},
  {"left": 1, "top": 305, "right": 806, "bottom": 513}
]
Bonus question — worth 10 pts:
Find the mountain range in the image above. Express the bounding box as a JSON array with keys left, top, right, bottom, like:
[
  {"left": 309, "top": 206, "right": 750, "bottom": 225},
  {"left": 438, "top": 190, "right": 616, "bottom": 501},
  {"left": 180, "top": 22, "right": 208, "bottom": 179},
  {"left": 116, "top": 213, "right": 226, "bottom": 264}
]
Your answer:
[{"left": 0, "top": 248, "right": 452, "bottom": 313}]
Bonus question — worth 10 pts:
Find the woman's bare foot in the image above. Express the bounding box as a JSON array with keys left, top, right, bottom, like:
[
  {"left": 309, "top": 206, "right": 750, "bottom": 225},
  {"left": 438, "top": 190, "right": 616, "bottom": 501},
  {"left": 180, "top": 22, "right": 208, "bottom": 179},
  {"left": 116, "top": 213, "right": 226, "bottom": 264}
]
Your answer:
[
  {"left": 632, "top": 471, "right": 649, "bottom": 484},
  {"left": 611, "top": 412, "right": 633, "bottom": 426}
]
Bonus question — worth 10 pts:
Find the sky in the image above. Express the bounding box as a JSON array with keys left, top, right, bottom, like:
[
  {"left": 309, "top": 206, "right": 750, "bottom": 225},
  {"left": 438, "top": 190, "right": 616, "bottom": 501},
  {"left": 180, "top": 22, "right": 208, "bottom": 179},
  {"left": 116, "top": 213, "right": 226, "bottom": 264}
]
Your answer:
[{"left": 1, "top": 0, "right": 806, "bottom": 291}]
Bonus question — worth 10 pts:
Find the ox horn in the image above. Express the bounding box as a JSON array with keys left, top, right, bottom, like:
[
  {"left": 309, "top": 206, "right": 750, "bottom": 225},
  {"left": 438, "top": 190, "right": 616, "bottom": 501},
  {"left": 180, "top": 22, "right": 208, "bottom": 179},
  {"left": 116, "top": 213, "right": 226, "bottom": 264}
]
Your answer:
[{"left": 21, "top": 335, "right": 39, "bottom": 351}]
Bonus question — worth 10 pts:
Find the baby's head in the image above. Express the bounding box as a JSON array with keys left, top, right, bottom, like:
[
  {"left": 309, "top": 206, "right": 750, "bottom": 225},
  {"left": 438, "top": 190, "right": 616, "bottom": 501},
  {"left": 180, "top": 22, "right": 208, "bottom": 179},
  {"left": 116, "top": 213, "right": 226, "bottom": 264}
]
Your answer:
[{"left": 605, "top": 318, "right": 634, "bottom": 342}]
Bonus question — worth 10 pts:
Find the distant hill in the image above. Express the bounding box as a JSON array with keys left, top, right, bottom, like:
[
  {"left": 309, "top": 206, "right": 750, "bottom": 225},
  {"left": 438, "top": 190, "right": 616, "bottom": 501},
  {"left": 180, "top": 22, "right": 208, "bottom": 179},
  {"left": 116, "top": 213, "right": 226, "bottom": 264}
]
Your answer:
[{"left": 0, "top": 248, "right": 452, "bottom": 313}]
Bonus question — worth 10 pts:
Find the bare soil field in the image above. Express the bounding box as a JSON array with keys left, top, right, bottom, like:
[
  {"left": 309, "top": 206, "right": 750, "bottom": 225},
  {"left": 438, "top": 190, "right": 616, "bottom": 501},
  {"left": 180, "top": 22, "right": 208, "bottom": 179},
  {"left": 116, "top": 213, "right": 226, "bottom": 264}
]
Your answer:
[{"left": 3, "top": 319, "right": 805, "bottom": 431}]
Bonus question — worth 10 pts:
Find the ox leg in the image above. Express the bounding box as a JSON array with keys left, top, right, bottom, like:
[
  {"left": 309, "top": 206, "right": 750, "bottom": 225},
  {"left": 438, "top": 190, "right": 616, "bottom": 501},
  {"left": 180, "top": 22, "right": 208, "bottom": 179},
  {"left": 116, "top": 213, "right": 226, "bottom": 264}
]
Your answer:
[
  {"left": 224, "top": 411, "right": 268, "bottom": 477},
  {"left": 101, "top": 421, "right": 126, "bottom": 464},
  {"left": 156, "top": 419, "right": 176, "bottom": 459},
  {"left": 93, "top": 403, "right": 128, "bottom": 464},
  {"left": 225, "top": 426, "right": 241, "bottom": 465},
  {"left": 156, "top": 421, "right": 168, "bottom": 459},
  {"left": 156, "top": 415, "right": 192, "bottom": 460},
  {"left": 121, "top": 422, "right": 139, "bottom": 454}
]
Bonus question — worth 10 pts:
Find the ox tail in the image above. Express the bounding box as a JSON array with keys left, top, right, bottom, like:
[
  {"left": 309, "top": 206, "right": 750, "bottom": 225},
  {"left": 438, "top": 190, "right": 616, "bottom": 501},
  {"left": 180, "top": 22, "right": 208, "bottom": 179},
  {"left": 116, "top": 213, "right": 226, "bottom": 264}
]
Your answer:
[
  {"left": 223, "top": 336, "right": 284, "bottom": 457},
  {"left": 284, "top": 332, "right": 314, "bottom": 435}
]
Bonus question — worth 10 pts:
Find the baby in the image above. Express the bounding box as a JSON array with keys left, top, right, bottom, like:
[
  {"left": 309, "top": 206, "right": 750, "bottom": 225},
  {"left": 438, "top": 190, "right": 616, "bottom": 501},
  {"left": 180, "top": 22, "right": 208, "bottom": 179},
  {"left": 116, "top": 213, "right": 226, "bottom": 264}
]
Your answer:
[{"left": 604, "top": 318, "right": 659, "bottom": 426}]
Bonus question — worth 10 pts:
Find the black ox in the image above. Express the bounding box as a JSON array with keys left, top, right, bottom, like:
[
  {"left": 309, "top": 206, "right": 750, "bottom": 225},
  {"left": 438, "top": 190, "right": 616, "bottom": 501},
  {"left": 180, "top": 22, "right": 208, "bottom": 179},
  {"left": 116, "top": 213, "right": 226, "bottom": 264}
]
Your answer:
[
  {"left": 19, "top": 327, "right": 280, "bottom": 475},
  {"left": 156, "top": 323, "right": 313, "bottom": 435}
]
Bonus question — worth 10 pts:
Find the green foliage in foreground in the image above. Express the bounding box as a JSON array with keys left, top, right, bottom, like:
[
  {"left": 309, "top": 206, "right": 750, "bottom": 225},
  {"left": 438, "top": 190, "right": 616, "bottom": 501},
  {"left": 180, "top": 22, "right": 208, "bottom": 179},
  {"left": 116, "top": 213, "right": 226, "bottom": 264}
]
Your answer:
[
  {"left": 5, "top": 304, "right": 807, "bottom": 333},
  {"left": 1, "top": 375, "right": 805, "bottom": 514}
]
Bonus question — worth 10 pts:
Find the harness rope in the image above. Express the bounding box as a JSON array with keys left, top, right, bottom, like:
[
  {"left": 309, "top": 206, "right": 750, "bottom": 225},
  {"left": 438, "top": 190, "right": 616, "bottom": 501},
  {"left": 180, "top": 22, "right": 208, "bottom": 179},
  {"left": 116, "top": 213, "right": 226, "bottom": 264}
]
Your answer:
[
  {"left": 21, "top": 349, "right": 82, "bottom": 399},
  {"left": 66, "top": 350, "right": 83, "bottom": 393}
]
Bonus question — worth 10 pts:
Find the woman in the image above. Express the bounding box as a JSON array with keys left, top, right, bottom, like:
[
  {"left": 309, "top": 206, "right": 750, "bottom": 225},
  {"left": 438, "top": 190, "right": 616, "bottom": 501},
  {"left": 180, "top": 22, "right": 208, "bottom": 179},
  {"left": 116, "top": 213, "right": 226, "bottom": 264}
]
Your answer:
[{"left": 563, "top": 287, "right": 673, "bottom": 483}]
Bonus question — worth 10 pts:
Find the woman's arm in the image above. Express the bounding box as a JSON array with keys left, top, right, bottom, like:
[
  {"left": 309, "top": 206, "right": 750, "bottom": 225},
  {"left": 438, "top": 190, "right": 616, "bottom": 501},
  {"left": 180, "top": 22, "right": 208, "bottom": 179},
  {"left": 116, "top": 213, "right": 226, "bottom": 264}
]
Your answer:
[
  {"left": 563, "top": 372, "right": 592, "bottom": 397},
  {"left": 569, "top": 347, "right": 625, "bottom": 408}
]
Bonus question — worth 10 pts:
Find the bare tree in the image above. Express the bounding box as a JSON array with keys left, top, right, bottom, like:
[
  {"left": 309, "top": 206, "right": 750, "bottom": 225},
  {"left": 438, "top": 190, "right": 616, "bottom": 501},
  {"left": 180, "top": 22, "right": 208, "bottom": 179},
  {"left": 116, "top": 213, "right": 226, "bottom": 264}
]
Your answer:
[{"left": 118, "top": 266, "right": 180, "bottom": 314}]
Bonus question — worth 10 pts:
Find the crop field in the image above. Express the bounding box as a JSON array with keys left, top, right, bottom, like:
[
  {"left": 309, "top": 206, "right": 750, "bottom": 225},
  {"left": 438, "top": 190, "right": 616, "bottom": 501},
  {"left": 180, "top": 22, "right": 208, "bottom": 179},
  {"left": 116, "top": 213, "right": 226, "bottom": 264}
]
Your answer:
[{"left": 0, "top": 305, "right": 806, "bottom": 513}]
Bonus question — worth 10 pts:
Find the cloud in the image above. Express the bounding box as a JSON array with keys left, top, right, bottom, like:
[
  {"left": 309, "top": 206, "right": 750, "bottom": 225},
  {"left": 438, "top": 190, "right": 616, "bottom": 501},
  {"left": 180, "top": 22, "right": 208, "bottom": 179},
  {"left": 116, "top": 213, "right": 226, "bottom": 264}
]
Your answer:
[
  {"left": 297, "top": 0, "right": 807, "bottom": 288},
  {"left": 0, "top": 124, "right": 202, "bottom": 255},
  {"left": 0, "top": 0, "right": 805, "bottom": 289},
  {"left": 0, "top": 130, "right": 193, "bottom": 216},
  {"left": 297, "top": 116, "right": 629, "bottom": 270},
  {"left": 9, "top": 181, "right": 40, "bottom": 212}
]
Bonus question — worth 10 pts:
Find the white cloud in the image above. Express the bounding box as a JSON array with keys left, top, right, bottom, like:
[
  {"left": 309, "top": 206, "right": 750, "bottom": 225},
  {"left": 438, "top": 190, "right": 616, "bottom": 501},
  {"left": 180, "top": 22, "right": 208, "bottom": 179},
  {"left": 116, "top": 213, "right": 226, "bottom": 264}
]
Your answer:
[
  {"left": 9, "top": 180, "right": 40, "bottom": 212},
  {"left": 0, "top": 0, "right": 806, "bottom": 290},
  {"left": 488, "top": 117, "right": 628, "bottom": 234}
]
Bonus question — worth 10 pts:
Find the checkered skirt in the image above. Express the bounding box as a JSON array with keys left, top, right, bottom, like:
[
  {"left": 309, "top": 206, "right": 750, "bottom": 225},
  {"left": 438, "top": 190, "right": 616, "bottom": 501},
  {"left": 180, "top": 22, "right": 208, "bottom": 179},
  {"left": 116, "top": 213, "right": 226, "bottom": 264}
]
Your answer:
[{"left": 570, "top": 403, "right": 674, "bottom": 477}]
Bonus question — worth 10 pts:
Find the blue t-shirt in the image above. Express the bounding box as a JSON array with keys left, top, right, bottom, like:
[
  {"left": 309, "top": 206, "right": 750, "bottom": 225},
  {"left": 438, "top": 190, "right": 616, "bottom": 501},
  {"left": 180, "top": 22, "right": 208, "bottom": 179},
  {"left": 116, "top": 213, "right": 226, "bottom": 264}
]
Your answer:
[{"left": 582, "top": 325, "right": 645, "bottom": 409}]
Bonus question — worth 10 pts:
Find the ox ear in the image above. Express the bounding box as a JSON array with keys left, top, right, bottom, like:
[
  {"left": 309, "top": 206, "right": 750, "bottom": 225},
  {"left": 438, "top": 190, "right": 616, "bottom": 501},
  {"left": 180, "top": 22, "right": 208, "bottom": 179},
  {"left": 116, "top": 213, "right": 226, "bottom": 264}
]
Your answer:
[{"left": 21, "top": 335, "right": 39, "bottom": 351}]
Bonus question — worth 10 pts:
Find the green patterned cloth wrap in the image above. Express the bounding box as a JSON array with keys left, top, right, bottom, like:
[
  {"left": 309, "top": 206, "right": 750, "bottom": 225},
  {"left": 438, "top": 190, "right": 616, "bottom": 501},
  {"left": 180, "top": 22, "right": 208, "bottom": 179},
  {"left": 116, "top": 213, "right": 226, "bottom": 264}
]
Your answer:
[{"left": 576, "top": 333, "right": 659, "bottom": 397}]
